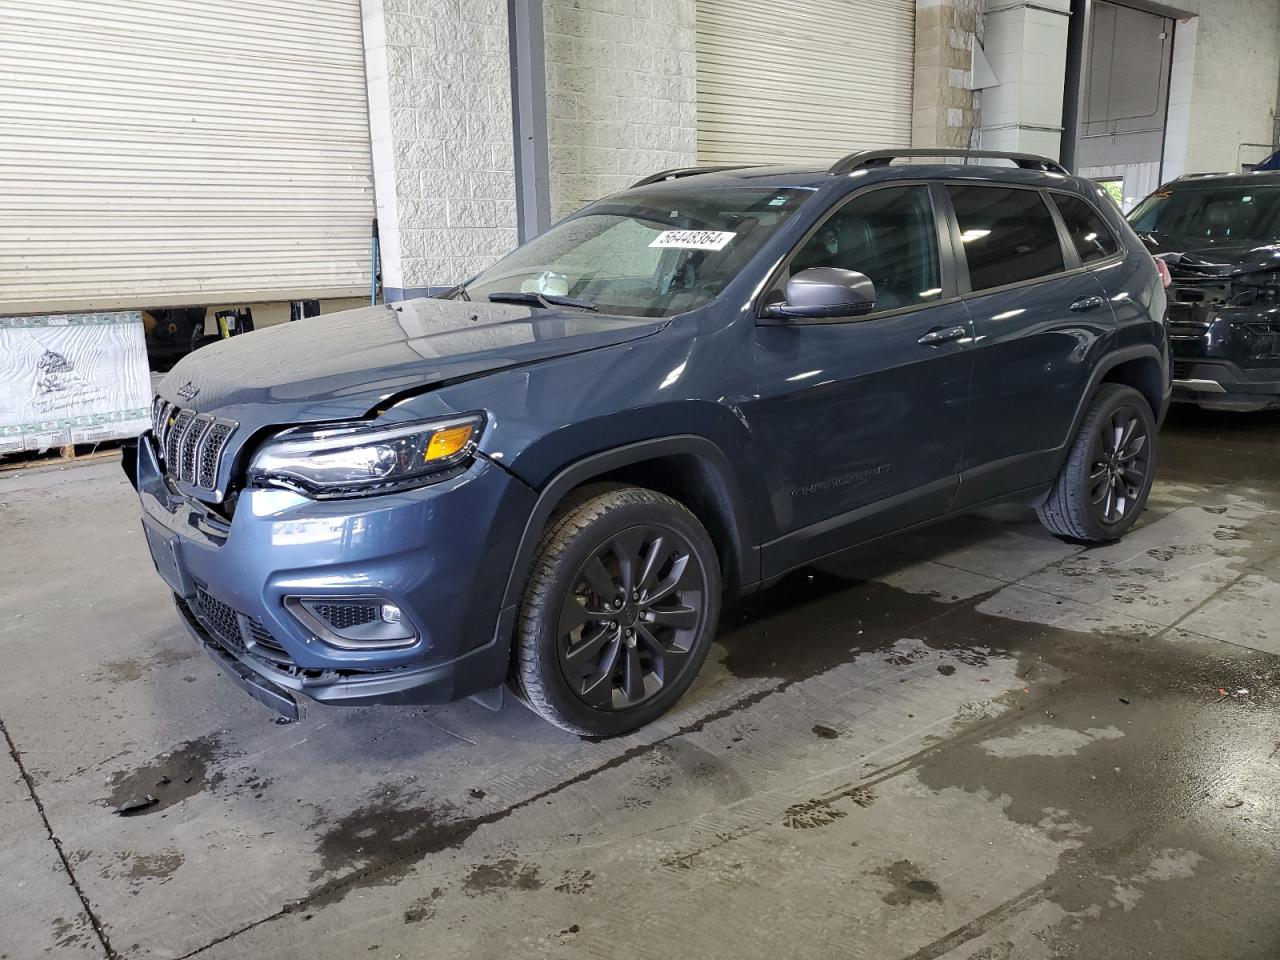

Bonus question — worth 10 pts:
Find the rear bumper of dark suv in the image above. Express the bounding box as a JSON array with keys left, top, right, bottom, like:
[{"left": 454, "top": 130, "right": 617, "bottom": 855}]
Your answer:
[{"left": 130, "top": 431, "right": 533, "bottom": 718}]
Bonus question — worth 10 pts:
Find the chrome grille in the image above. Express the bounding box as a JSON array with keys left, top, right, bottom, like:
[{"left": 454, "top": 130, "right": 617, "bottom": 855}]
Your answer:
[{"left": 150, "top": 396, "right": 237, "bottom": 498}]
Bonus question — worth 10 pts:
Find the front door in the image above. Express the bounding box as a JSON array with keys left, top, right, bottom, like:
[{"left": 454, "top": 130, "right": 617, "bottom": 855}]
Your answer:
[{"left": 744, "top": 183, "right": 973, "bottom": 577}]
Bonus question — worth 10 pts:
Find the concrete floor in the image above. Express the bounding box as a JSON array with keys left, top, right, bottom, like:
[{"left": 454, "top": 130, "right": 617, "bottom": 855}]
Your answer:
[{"left": 2, "top": 408, "right": 1278, "bottom": 960}]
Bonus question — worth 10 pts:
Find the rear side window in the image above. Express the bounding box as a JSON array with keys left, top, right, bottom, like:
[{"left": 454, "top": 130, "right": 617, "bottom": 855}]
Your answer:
[
  {"left": 948, "top": 186, "right": 1066, "bottom": 291},
  {"left": 1051, "top": 194, "right": 1119, "bottom": 263}
]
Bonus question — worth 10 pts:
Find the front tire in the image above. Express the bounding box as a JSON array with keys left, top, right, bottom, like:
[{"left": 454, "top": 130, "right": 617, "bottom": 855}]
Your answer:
[
  {"left": 511, "top": 486, "right": 721, "bottom": 737},
  {"left": 1037, "top": 383, "right": 1157, "bottom": 543}
]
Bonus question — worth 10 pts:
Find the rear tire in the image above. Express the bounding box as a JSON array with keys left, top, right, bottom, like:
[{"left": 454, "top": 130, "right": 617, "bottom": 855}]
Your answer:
[
  {"left": 511, "top": 486, "right": 721, "bottom": 737},
  {"left": 1037, "top": 383, "right": 1157, "bottom": 543}
]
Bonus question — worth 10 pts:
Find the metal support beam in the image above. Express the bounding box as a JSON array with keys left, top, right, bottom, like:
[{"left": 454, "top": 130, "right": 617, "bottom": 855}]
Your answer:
[
  {"left": 508, "top": 0, "right": 551, "bottom": 243},
  {"left": 1059, "top": 0, "right": 1093, "bottom": 173}
]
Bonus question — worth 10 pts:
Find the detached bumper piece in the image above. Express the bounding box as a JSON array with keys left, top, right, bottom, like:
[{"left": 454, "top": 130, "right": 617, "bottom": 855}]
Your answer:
[
  {"left": 203, "top": 639, "right": 301, "bottom": 721},
  {"left": 174, "top": 586, "right": 514, "bottom": 715}
]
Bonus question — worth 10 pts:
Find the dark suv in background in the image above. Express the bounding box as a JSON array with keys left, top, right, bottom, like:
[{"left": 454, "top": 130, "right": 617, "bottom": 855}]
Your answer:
[
  {"left": 129, "top": 148, "right": 1170, "bottom": 737},
  {"left": 1129, "top": 170, "right": 1280, "bottom": 411}
]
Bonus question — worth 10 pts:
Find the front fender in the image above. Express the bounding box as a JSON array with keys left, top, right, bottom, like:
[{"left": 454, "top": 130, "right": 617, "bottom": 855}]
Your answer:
[{"left": 496, "top": 431, "right": 759, "bottom": 611}]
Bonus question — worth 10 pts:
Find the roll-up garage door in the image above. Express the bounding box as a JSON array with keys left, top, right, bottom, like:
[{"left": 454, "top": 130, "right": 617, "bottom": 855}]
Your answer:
[
  {"left": 696, "top": 0, "right": 916, "bottom": 165},
  {"left": 0, "top": 0, "right": 374, "bottom": 314}
]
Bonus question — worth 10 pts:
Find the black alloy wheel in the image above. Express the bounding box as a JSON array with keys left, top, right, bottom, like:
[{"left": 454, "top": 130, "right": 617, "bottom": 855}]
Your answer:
[
  {"left": 1036, "top": 383, "right": 1157, "bottom": 544},
  {"left": 556, "top": 524, "right": 706, "bottom": 711},
  {"left": 1089, "top": 403, "right": 1151, "bottom": 525},
  {"left": 512, "top": 486, "right": 721, "bottom": 736}
]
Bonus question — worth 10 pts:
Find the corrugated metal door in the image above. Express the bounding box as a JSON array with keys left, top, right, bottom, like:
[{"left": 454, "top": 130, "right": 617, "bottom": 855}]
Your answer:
[
  {"left": 0, "top": 0, "right": 373, "bottom": 314},
  {"left": 696, "top": 0, "right": 916, "bottom": 165}
]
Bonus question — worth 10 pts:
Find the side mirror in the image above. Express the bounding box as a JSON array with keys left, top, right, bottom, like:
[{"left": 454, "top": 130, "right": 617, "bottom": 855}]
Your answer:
[{"left": 761, "top": 267, "right": 876, "bottom": 321}]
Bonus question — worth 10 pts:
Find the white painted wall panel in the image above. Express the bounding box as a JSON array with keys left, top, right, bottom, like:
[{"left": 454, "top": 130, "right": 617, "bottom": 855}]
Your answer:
[
  {"left": 0, "top": 0, "right": 374, "bottom": 313},
  {"left": 695, "top": 0, "right": 916, "bottom": 165}
]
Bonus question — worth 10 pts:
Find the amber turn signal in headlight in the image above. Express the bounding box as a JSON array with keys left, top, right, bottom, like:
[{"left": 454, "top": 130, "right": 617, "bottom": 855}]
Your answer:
[
  {"left": 247, "top": 414, "right": 485, "bottom": 498},
  {"left": 425, "top": 423, "right": 478, "bottom": 462}
]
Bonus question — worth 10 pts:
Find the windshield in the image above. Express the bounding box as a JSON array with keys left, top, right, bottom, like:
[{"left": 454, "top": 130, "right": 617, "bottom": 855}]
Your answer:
[
  {"left": 459, "top": 186, "right": 812, "bottom": 317},
  {"left": 1128, "top": 183, "right": 1280, "bottom": 245}
]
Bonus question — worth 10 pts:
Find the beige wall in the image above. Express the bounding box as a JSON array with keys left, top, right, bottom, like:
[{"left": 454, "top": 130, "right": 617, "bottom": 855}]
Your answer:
[
  {"left": 544, "top": 0, "right": 698, "bottom": 220},
  {"left": 1163, "top": 0, "right": 1280, "bottom": 176},
  {"left": 914, "top": 0, "right": 983, "bottom": 149}
]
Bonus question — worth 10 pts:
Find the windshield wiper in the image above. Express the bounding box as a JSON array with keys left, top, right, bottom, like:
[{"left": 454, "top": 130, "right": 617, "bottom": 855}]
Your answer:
[{"left": 486, "top": 291, "right": 598, "bottom": 311}]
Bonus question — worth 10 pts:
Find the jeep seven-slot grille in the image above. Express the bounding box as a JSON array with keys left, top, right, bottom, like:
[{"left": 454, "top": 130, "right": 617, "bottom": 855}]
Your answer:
[{"left": 152, "top": 396, "right": 237, "bottom": 497}]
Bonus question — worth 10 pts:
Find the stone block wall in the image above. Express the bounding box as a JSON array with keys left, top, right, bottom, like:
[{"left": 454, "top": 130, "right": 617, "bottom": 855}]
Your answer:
[
  {"left": 543, "top": 0, "right": 698, "bottom": 220},
  {"left": 363, "top": 0, "right": 518, "bottom": 297},
  {"left": 914, "top": 0, "right": 983, "bottom": 149}
]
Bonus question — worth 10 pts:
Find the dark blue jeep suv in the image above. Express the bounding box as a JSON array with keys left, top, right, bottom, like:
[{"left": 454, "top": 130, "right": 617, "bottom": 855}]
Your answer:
[{"left": 128, "top": 149, "right": 1171, "bottom": 736}]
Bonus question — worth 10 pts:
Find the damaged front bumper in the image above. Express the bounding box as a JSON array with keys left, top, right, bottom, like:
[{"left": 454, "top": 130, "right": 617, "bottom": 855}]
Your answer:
[{"left": 1168, "top": 302, "right": 1280, "bottom": 410}]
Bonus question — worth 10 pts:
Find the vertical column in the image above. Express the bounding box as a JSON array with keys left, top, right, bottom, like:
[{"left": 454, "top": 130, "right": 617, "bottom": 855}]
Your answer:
[
  {"left": 361, "top": 0, "right": 519, "bottom": 301},
  {"left": 508, "top": 0, "right": 551, "bottom": 243},
  {"left": 913, "top": 0, "right": 983, "bottom": 150},
  {"left": 977, "top": 0, "right": 1071, "bottom": 159},
  {"left": 361, "top": 0, "right": 404, "bottom": 300}
]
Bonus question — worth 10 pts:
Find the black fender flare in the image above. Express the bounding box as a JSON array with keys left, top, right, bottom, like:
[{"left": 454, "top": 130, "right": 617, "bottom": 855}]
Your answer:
[
  {"left": 498, "top": 435, "right": 758, "bottom": 612},
  {"left": 1055, "top": 343, "right": 1170, "bottom": 473}
]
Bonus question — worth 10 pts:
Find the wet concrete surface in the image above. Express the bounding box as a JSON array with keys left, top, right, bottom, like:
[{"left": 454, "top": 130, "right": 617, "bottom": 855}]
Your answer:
[{"left": 1, "top": 407, "right": 1277, "bottom": 959}]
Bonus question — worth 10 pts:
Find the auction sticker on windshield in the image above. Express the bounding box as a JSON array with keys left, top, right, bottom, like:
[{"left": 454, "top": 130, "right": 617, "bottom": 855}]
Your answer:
[{"left": 649, "top": 230, "right": 737, "bottom": 251}]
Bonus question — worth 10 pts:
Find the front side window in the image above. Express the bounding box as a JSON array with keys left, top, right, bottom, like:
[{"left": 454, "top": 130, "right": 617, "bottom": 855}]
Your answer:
[
  {"left": 777, "top": 185, "right": 943, "bottom": 314},
  {"left": 1052, "top": 194, "right": 1120, "bottom": 264},
  {"left": 949, "top": 185, "right": 1066, "bottom": 291},
  {"left": 461, "top": 186, "right": 811, "bottom": 317},
  {"left": 1128, "top": 184, "right": 1280, "bottom": 245}
]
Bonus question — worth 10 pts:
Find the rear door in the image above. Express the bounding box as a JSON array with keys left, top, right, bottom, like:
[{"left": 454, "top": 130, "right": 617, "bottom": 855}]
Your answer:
[
  {"left": 946, "top": 183, "right": 1116, "bottom": 507},
  {"left": 746, "top": 183, "right": 973, "bottom": 576}
]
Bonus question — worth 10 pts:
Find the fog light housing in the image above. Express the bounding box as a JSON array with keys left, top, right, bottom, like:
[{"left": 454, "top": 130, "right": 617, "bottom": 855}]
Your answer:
[{"left": 284, "top": 596, "right": 418, "bottom": 649}]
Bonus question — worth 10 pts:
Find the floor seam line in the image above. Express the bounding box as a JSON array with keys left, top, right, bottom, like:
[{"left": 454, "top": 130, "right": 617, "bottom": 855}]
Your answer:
[{"left": 1, "top": 715, "right": 118, "bottom": 960}]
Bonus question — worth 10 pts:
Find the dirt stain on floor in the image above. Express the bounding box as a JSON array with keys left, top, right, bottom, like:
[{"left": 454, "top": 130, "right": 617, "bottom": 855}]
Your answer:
[
  {"left": 402, "top": 887, "right": 444, "bottom": 924},
  {"left": 872, "top": 859, "right": 943, "bottom": 906},
  {"left": 94, "top": 647, "right": 197, "bottom": 684},
  {"left": 104, "top": 733, "right": 229, "bottom": 814},
  {"left": 306, "top": 785, "right": 475, "bottom": 905},
  {"left": 462, "top": 858, "right": 543, "bottom": 897}
]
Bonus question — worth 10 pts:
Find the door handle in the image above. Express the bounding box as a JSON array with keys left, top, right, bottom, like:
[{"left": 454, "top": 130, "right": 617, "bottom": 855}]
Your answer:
[
  {"left": 918, "top": 325, "right": 968, "bottom": 346},
  {"left": 1070, "top": 295, "right": 1106, "bottom": 312}
]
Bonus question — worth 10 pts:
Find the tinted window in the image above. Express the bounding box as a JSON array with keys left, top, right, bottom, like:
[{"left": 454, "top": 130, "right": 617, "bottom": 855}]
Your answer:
[
  {"left": 948, "top": 186, "right": 1066, "bottom": 291},
  {"left": 783, "top": 185, "right": 942, "bottom": 314},
  {"left": 1128, "top": 184, "right": 1280, "bottom": 244},
  {"left": 1052, "top": 194, "right": 1119, "bottom": 263}
]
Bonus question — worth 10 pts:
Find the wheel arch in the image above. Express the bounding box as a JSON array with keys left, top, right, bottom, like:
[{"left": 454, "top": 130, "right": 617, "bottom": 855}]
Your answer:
[
  {"left": 1054, "top": 344, "right": 1169, "bottom": 474},
  {"left": 1098, "top": 351, "right": 1168, "bottom": 424},
  {"left": 499, "top": 436, "right": 758, "bottom": 614}
]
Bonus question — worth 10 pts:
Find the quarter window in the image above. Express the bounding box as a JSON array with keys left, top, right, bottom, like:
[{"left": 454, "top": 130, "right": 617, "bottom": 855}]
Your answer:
[
  {"left": 948, "top": 186, "right": 1066, "bottom": 291},
  {"left": 1051, "top": 194, "right": 1119, "bottom": 264},
  {"left": 781, "top": 185, "right": 942, "bottom": 315}
]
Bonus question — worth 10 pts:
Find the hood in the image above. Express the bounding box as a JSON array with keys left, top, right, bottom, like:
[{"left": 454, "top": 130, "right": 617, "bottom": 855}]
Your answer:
[
  {"left": 158, "top": 297, "right": 666, "bottom": 417},
  {"left": 1137, "top": 235, "right": 1280, "bottom": 278}
]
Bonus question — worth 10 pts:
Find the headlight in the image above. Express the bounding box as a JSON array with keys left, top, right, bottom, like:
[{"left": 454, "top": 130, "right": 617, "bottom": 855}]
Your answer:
[{"left": 247, "top": 415, "right": 484, "bottom": 498}]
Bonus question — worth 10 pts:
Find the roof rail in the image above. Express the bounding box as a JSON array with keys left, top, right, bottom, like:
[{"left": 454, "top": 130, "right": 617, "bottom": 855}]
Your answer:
[
  {"left": 1174, "top": 171, "right": 1233, "bottom": 180},
  {"left": 631, "top": 165, "right": 751, "bottom": 188},
  {"left": 828, "top": 148, "right": 1068, "bottom": 177}
]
